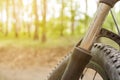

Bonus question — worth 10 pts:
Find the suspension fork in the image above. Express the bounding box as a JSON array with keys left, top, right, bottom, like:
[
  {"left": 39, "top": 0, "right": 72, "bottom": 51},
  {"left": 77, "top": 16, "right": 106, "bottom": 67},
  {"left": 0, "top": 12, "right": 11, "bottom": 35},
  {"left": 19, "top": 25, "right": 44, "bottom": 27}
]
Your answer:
[
  {"left": 81, "top": 0, "right": 119, "bottom": 50},
  {"left": 80, "top": 3, "right": 111, "bottom": 50},
  {"left": 61, "top": 0, "right": 119, "bottom": 80}
]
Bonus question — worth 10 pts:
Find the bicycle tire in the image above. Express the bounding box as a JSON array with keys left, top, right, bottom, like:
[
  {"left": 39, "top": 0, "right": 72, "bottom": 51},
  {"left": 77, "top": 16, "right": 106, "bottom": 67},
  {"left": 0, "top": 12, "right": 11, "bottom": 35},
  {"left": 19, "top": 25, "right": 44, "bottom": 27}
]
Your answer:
[{"left": 47, "top": 43, "right": 120, "bottom": 80}]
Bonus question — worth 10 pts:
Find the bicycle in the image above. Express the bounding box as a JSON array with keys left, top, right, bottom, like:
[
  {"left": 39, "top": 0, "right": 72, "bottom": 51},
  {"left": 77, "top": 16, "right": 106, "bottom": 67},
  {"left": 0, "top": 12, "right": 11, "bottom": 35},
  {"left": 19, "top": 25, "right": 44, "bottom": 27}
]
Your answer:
[{"left": 47, "top": 0, "right": 120, "bottom": 80}]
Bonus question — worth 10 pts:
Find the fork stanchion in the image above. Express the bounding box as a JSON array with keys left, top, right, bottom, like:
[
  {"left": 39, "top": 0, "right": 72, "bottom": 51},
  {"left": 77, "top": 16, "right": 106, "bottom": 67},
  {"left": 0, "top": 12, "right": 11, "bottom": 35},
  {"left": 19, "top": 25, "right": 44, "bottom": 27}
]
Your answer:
[{"left": 80, "top": 3, "right": 111, "bottom": 50}]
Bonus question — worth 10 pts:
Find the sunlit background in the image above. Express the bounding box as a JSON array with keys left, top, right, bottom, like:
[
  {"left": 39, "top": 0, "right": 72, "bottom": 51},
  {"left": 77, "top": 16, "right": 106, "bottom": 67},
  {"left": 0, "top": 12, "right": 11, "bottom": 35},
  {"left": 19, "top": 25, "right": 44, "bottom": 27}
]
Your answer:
[{"left": 0, "top": 0, "right": 119, "bottom": 44}]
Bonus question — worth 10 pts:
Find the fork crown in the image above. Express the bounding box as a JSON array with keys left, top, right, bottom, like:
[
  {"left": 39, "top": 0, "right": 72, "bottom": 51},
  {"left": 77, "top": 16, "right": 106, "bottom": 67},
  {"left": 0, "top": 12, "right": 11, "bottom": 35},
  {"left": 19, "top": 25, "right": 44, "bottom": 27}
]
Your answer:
[{"left": 99, "top": 0, "right": 119, "bottom": 7}]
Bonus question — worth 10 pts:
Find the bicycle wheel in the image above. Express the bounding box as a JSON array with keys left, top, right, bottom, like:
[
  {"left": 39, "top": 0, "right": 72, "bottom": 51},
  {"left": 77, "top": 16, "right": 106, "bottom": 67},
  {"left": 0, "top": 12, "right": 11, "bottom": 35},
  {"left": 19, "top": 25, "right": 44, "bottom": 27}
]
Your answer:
[{"left": 47, "top": 43, "right": 120, "bottom": 80}]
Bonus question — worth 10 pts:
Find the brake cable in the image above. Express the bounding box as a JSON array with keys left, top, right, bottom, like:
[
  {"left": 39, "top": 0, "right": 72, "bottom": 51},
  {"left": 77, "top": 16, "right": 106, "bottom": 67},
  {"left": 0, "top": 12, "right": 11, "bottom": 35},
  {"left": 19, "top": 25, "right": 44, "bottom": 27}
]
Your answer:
[{"left": 110, "top": 9, "right": 120, "bottom": 35}]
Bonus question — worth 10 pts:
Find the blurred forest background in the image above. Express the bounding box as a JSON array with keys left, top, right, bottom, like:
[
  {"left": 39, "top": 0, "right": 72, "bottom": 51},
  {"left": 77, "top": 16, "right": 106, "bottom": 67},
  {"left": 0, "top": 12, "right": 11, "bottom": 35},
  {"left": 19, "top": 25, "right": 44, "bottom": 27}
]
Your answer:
[
  {"left": 0, "top": 0, "right": 120, "bottom": 46},
  {"left": 0, "top": 0, "right": 119, "bottom": 80}
]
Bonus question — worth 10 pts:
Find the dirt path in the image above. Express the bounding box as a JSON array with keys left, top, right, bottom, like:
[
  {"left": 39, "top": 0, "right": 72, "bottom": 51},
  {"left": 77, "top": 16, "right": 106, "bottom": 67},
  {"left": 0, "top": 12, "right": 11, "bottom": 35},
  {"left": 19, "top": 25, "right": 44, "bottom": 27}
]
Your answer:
[
  {"left": 0, "top": 45, "right": 70, "bottom": 80},
  {"left": 0, "top": 66, "right": 50, "bottom": 80}
]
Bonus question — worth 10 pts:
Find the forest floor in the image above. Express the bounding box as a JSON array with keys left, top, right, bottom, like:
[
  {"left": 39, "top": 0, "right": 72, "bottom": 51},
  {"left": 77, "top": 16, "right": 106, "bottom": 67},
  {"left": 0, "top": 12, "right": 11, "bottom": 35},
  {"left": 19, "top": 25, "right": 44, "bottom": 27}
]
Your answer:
[
  {"left": 0, "top": 40, "right": 102, "bottom": 80},
  {"left": 0, "top": 44, "right": 72, "bottom": 80}
]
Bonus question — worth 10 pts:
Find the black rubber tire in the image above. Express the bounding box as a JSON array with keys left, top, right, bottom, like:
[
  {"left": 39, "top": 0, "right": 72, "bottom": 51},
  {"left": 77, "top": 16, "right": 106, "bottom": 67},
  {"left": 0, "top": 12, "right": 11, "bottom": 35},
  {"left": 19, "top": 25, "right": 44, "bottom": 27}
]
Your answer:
[{"left": 47, "top": 43, "right": 120, "bottom": 80}]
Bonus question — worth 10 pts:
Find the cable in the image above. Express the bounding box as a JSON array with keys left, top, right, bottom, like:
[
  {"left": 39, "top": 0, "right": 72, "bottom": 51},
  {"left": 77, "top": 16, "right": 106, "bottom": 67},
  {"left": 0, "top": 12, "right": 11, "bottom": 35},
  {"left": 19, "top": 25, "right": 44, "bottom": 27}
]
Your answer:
[{"left": 110, "top": 9, "right": 120, "bottom": 36}]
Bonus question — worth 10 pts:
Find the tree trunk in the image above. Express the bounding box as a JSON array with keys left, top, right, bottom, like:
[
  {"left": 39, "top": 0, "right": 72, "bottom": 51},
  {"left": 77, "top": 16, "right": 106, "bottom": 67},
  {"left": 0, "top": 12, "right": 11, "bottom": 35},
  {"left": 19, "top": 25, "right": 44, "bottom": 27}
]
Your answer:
[
  {"left": 33, "top": 0, "right": 39, "bottom": 40},
  {"left": 5, "top": 0, "right": 9, "bottom": 36},
  {"left": 12, "top": 0, "right": 18, "bottom": 38},
  {"left": 27, "top": 23, "right": 31, "bottom": 38},
  {"left": 41, "top": 0, "right": 47, "bottom": 42},
  {"left": 84, "top": 0, "right": 88, "bottom": 30},
  {"left": 60, "top": 0, "right": 64, "bottom": 36},
  {"left": 71, "top": 18, "right": 75, "bottom": 35},
  {"left": 70, "top": 0, "right": 75, "bottom": 35}
]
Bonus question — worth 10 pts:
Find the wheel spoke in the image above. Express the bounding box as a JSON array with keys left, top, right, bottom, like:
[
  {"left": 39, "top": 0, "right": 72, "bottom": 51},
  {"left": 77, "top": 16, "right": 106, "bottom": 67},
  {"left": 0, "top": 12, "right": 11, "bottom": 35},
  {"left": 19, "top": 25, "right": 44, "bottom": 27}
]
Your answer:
[
  {"left": 93, "top": 71, "right": 97, "bottom": 80},
  {"left": 81, "top": 68, "right": 88, "bottom": 79}
]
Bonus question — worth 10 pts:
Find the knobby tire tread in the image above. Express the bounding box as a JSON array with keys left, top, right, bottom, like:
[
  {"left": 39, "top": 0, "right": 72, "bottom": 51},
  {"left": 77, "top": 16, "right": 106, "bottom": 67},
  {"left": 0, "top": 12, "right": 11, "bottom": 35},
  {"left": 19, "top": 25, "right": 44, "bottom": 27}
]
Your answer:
[{"left": 47, "top": 43, "right": 120, "bottom": 80}]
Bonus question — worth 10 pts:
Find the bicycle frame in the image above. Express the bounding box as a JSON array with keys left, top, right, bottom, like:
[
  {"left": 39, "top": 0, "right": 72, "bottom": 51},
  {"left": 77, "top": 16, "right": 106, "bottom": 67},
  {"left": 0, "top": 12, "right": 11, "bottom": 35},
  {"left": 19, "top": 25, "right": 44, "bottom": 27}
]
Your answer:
[{"left": 61, "top": 0, "right": 120, "bottom": 80}]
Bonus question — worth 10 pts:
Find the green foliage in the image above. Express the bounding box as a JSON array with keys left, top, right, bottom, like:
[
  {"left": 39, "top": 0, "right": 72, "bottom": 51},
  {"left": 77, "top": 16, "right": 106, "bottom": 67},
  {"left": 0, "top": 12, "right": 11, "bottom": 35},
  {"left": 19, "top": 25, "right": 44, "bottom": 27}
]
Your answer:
[
  {"left": 103, "top": 14, "right": 114, "bottom": 31},
  {"left": 103, "top": 12, "right": 120, "bottom": 34},
  {"left": 0, "top": 0, "right": 119, "bottom": 46}
]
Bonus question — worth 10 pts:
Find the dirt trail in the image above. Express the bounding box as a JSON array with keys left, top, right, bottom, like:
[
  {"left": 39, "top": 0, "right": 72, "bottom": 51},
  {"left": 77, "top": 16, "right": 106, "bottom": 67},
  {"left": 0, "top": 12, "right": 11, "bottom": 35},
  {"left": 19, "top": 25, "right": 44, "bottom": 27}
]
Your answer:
[
  {"left": 0, "top": 66, "right": 50, "bottom": 80},
  {"left": 0, "top": 45, "right": 71, "bottom": 80}
]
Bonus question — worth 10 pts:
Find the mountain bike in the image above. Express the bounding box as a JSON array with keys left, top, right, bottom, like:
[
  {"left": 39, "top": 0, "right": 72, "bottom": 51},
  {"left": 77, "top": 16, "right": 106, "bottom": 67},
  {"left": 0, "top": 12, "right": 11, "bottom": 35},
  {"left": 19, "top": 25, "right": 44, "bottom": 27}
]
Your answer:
[{"left": 47, "top": 0, "right": 120, "bottom": 80}]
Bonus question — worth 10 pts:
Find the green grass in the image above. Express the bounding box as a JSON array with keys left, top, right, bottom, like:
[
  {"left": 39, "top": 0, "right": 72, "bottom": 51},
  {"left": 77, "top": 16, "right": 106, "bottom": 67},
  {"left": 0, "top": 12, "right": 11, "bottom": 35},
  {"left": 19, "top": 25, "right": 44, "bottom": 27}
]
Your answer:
[
  {"left": 0, "top": 35, "right": 81, "bottom": 48},
  {"left": 0, "top": 31, "right": 119, "bottom": 50},
  {"left": 1, "top": 32, "right": 119, "bottom": 50}
]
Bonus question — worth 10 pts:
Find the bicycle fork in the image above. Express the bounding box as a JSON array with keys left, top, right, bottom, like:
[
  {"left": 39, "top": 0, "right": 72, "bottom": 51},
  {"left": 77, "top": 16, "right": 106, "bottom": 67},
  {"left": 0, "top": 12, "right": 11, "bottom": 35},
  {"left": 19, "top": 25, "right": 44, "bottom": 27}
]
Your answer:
[{"left": 61, "top": 0, "right": 119, "bottom": 80}]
